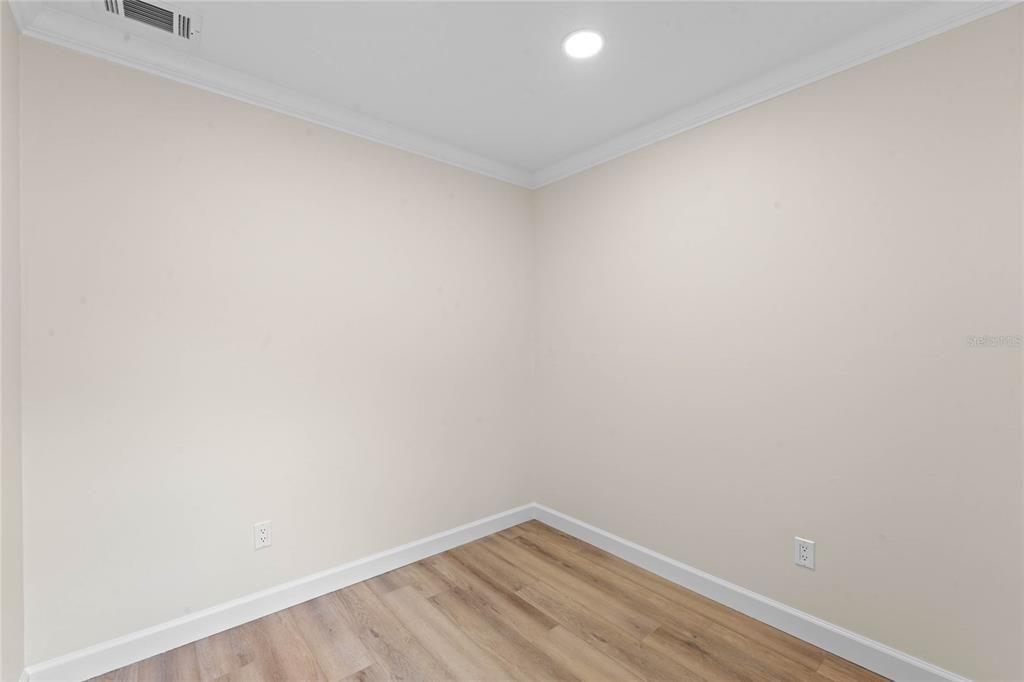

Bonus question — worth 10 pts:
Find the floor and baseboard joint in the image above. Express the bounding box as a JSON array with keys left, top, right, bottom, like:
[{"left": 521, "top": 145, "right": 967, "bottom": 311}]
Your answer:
[{"left": 23, "top": 502, "right": 968, "bottom": 682}]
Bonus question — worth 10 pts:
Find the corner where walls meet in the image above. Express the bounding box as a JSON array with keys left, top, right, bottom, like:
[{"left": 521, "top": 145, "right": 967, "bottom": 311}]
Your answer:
[{"left": 6, "top": 5, "right": 1024, "bottom": 682}]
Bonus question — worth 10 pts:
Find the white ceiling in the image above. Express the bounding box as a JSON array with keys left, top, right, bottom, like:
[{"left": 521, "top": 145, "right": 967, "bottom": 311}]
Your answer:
[{"left": 12, "top": 1, "right": 1011, "bottom": 187}]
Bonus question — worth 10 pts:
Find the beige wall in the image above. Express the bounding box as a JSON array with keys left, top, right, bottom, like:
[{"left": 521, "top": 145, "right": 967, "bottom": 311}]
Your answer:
[
  {"left": 13, "top": 6, "right": 1024, "bottom": 679},
  {"left": 19, "top": 38, "right": 534, "bottom": 664},
  {"left": 532, "top": 7, "right": 1023, "bottom": 681},
  {"left": 0, "top": 0, "right": 22, "bottom": 679}
]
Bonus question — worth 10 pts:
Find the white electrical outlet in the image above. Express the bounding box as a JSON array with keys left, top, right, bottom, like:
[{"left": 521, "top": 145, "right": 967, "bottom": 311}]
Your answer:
[
  {"left": 794, "top": 537, "right": 815, "bottom": 569},
  {"left": 254, "top": 521, "right": 272, "bottom": 550}
]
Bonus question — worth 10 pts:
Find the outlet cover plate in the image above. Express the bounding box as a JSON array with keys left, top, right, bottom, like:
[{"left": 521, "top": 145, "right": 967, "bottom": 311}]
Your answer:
[
  {"left": 794, "top": 536, "right": 815, "bottom": 569},
  {"left": 254, "top": 521, "right": 272, "bottom": 550}
]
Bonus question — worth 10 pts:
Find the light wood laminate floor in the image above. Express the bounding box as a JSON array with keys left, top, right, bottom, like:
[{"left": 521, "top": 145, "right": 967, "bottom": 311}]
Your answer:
[{"left": 94, "top": 521, "right": 886, "bottom": 681}]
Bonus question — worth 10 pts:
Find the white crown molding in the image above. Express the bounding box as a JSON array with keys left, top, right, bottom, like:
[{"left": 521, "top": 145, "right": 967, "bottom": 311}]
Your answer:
[
  {"left": 11, "top": 4, "right": 536, "bottom": 188},
  {"left": 8, "top": 1, "right": 1018, "bottom": 190},
  {"left": 23, "top": 502, "right": 973, "bottom": 682},
  {"left": 530, "top": 1, "right": 1018, "bottom": 188},
  {"left": 7, "top": 0, "right": 39, "bottom": 33}
]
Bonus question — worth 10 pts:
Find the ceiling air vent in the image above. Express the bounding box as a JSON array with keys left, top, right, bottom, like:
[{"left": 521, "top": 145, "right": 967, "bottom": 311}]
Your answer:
[{"left": 103, "top": 0, "right": 200, "bottom": 40}]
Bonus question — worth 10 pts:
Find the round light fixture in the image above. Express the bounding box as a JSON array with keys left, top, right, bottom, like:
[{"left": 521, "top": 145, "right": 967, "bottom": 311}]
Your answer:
[{"left": 562, "top": 29, "right": 604, "bottom": 59}]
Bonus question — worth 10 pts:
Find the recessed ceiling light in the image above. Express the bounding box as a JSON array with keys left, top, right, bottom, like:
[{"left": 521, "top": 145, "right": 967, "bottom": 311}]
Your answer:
[{"left": 563, "top": 30, "right": 604, "bottom": 59}]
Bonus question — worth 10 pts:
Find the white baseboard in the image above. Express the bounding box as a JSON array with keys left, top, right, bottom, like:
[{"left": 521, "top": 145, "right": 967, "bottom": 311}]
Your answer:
[
  {"left": 532, "top": 504, "right": 970, "bottom": 682},
  {"left": 25, "top": 502, "right": 968, "bottom": 682},
  {"left": 22, "top": 504, "right": 535, "bottom": 682}
]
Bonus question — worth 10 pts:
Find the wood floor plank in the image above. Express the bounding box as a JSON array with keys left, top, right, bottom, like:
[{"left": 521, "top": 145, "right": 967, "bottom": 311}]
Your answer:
[
  {"left": 280, "top": 594, "right": 373, "bottom": 679},
  {"left": 201, "top": 617, "right": 305, "bottom": 682},
  {"left": 363, "top": 570, "right": 408, "bottom": 597},
  {"left": 366, "top": 561, "right": 450, "bottom": 599},
  {"left": 212, "top": 656, "right": 283, "bottom": 682},
  {"left": 515, "top": 530, "right": 722, "bottom": 635},
  {"left": 430, "top": 587, "right": 576, "bottom": 681},
  {"left": 378, "top": 585, "right": 511, "bottom": 680},
  {"left": 517, "top": 579, "right": 703, "bottom": 681},
  {"left": 401, "top": 561, "right": 451, "bottom": 598},
  {"left": 481, "top": 534, "right": 662, "bottom": 640},
  {"left": 193, "top": 622, "right": 260, "bottom": 680},
  {"left": 496, "top": 526, "right": 525, "bottom": 540},
  {"left": 647, "top": 621, "right": 823, "bottom": 682},
  {"left": 517, "top": 520, "right": 594, "bottom": 556},
  {"left": 517, "top": 527, "right": 775, "bottom": 675},
  {"left": 249, "top": 611, "right": 327, "bottom": 681},
  {"left": 645, "top": 624, "right": 755, "bottom": 682},
  {"left": 450, "top": 540, "right": 537, "bottom": 593},
  {"left": 88, "top": 521, "right": 888, "bottom": 682},
  {"left": 333, "top": 582, "right": 454, "bottom": 681},
  {"left": 340, "top": 664, "right": 391, "bottom": 682},
  {"left": 426, "top": 552, "right": 559, "bottom": 637},
  {"left": 534, "top": 625, "right": 643, "bottom": 682},
  {"left": 419, "top": 552, "right": 480, "bottom": 593},
  {"left": 705, "top": 621, "right": 826, "bottom": 681},
  {"left": 424, "top": 552, "right": 578, "bottom": 681},
  {"left": 533, "top": 521, "right": 827, "bottom": 671},
  {"left": 817, "top": 654, "right": 888, "bottom": 682}
]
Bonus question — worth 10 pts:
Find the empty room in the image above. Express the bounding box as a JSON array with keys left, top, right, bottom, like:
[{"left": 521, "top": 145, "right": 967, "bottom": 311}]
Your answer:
[{"left": 0, "top": 1, "right": 1021, "bottom": 681}]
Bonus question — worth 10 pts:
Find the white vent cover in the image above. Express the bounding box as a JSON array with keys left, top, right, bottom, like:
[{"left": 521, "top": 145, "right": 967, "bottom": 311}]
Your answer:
[{"left": 103, "top": 0, "right": 200, "bottom": 40}]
